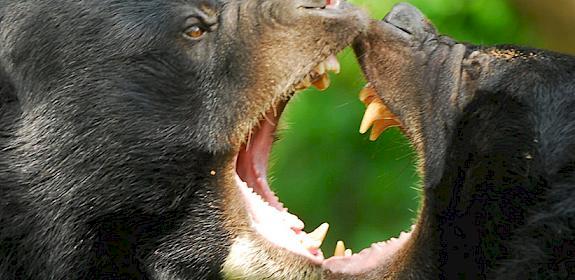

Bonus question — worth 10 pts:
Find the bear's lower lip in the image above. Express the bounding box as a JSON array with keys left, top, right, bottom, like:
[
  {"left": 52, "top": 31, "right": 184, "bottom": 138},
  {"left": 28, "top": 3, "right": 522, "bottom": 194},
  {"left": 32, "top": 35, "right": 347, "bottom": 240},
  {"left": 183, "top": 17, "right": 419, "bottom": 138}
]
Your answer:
[{"left": 233, "top": 54, "right": 414, "bottom": 273}]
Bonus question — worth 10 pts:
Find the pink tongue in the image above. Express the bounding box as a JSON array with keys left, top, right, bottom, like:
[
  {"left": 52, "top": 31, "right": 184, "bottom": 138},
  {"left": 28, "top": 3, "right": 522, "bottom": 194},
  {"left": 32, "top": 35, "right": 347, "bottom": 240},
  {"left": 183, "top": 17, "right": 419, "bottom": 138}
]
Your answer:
[
  {"left": 236, "top": 118, "right": 273, "bottom": 182},
  {"left": 236, "top": 104, "right": 287, "bottom": 209}
]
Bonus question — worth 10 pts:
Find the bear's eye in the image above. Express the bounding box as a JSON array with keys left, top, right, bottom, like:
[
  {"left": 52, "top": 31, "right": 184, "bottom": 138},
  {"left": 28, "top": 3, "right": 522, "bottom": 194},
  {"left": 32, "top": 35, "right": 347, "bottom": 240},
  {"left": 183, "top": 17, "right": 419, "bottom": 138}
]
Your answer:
[{"left": 184, "top": 25, "right": 206, "bottom": 40}]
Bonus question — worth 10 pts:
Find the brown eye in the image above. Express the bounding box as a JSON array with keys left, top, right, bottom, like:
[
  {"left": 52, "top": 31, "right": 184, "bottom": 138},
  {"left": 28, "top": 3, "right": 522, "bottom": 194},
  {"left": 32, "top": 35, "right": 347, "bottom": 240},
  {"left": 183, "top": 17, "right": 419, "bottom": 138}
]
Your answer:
[{"left": 185, "top": 26, "right": 206, "bottom": 39}]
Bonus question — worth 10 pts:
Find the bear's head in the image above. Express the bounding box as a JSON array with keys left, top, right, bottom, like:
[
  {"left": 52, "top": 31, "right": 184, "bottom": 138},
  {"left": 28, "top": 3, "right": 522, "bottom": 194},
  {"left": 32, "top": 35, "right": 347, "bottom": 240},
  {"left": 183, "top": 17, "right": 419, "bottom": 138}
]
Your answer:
[{"left": 0, "top": 0, "right": 367, "bottom": 278}]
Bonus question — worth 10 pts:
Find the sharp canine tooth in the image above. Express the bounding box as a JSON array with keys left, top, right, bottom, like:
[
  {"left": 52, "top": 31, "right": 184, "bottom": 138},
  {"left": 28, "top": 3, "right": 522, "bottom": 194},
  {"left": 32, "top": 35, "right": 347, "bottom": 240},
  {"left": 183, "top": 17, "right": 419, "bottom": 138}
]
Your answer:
[
  {"left": 334, "top": 241, "right": 346, "bottom": 257},
  {"left": 360, "top": 98, "right": 401, "bottom": 138},
  {"left": 302, "top": 239, "right": 322, "bottom": 250},
  {"left": 312, "top": 73, "right": 330, "bottom": 91},
  {"left": 369, "top": 119, "right": 400, "bottom": 141},
  {"left": 307, "top": 223, "right": 329, "bottom": 246},
  {"left": 358, "top": 84, "right": 401, "bottom": 140},
  {"left": 360, "top": 100, "right": 386, "bottom": 134},
  {"left": 344, "top": 249, "right": 352, "bottom": 257},
  {"left": 369, "top": 120, "right": 387, "bottom": 141}
]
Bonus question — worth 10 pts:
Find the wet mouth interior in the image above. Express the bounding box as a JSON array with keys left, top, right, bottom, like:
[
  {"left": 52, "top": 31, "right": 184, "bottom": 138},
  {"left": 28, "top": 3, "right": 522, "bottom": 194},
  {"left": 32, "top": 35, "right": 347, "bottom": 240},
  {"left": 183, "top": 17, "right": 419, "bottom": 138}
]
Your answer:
[{"left": 234, "top": 53, "right": 414, "bottom": 273}]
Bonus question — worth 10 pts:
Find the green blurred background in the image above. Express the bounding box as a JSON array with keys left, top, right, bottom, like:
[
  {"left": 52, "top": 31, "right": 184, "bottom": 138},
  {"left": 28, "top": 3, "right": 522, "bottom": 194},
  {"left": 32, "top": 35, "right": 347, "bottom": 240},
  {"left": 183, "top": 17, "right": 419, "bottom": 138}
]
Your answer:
[{"left": 270, "top": 0, "right": 575, "bottom": 256}]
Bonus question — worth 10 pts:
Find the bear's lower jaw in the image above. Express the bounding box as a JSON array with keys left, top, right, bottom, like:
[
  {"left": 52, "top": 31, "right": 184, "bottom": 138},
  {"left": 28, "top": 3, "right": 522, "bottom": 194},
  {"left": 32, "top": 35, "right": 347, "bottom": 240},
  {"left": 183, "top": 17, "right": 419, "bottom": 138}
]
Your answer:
[
  {"left": 234, "top": 155, "right": 415, "bottom": 274},
  {"left": 321, "top": 228, "right": 413, "bottom": 275}
]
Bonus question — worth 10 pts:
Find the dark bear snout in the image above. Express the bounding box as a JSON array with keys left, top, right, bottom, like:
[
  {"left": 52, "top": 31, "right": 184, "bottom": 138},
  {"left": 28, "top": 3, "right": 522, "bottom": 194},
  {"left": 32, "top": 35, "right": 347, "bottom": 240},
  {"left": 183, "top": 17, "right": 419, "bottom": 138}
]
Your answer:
[{"left": 383, "top": 3, "right": 434, "bottom": 37}]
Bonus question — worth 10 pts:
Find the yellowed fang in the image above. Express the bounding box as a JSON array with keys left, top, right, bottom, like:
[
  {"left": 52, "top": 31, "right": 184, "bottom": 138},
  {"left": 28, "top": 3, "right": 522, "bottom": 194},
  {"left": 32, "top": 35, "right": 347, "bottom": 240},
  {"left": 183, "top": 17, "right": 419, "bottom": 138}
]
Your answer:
[
  {"left": 312, "top": 73, "right": 330, "bottom": 91},
  {"left": 360, "top": 101, "right": 387, "bottom": 134},
  {"left": 334, "top": 240, "right": 346, "bottom": 257},
  {"left": 358, "top": 85, "right": 402, "bottom": 140}
]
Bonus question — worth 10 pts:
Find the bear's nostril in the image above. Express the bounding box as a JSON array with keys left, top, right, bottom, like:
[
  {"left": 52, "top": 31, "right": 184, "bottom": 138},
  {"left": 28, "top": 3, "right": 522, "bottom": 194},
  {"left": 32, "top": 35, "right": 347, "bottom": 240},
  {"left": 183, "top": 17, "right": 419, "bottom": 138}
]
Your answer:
[{"left": 297, "top": 0, "right": 326, "bottom": 9}]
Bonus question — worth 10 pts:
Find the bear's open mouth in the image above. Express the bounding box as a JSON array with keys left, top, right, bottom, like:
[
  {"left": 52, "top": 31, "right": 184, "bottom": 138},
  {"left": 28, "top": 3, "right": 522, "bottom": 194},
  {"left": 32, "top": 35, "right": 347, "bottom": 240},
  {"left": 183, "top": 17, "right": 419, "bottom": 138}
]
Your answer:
[
  {"left": 230, "top": 0, "right": 412, "bottom": 274},
  {"left": 233, "top": 56, "right": 414, "bottom": 273}
]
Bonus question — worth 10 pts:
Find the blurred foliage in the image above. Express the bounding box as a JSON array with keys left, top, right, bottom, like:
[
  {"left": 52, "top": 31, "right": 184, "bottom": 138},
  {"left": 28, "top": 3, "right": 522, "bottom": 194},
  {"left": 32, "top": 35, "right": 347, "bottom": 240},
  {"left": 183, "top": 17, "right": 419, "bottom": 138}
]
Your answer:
[{"left": 269, "top": 0, "right": 543, "bottom": 256}]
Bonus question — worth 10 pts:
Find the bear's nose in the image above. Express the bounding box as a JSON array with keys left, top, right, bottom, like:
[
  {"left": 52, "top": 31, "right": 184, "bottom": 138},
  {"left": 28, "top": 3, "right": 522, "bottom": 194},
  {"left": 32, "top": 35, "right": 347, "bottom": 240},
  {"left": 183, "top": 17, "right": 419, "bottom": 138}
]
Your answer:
[{"left": 383, "top": 3, "right": 433, "bottom": 37}]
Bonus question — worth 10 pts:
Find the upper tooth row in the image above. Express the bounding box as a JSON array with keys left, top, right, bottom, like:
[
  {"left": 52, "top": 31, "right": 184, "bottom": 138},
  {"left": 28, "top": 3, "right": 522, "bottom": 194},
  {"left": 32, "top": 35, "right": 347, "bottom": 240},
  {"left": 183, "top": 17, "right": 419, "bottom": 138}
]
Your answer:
[
  {"left": 313, "top": 54, "right": 340, "bottom": 76},
  {"left": 295, "top": 55, "right": 340, "bottom": 91}
]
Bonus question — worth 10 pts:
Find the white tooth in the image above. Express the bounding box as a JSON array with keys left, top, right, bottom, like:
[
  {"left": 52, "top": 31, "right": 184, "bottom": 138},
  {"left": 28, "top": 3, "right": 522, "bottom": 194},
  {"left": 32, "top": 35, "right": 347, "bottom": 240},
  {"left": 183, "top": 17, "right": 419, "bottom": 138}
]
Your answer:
[
  {"left": 302, "top": 238, "right": 322, "bottom": 250},
  {"left": 282, "top": 211, "right": 305, "bottom": 230},
  {"left": 325, "top": 55, "right": 340, "bottom": 74},
  {"left": 314, "top": 63, "right": 326, "bottom": 76},
  {"left": 334, "top": 241, "right": 346, "bottom": 257},
  {"left": 344, "top": 249, "right": 352, "bottom": 257},
  {"left": 307, "top": 223, "right": 329, "bottom": 246}
]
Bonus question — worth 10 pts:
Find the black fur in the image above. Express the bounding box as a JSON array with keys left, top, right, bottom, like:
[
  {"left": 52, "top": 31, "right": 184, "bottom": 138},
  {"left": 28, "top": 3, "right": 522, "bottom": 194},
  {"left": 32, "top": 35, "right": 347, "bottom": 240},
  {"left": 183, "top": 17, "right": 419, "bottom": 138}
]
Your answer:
[
  {"left": 0, "top": 1, "right": 230, "bottom": 278},
  {"left": 432, "top": 49, "right": 575, "bottom": 279}
]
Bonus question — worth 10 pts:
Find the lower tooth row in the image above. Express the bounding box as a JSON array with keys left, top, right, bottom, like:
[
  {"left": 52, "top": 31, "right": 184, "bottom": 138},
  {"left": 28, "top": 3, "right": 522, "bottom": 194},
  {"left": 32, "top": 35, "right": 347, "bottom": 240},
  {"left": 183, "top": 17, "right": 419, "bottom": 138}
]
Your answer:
[{"left": 334, "top": 240, "right": 352, "bottom": 257}]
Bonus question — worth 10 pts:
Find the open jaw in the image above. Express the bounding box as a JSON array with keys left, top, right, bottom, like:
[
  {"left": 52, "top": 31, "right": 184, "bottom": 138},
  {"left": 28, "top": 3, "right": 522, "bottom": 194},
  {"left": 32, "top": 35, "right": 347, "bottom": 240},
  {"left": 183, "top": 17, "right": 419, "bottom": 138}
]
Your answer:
[
  {"left": 232, "top": 50, "right": 416, "bottom": 275},
  {"left": 229, "top": 1, "right": 412, "bottom": 273}
]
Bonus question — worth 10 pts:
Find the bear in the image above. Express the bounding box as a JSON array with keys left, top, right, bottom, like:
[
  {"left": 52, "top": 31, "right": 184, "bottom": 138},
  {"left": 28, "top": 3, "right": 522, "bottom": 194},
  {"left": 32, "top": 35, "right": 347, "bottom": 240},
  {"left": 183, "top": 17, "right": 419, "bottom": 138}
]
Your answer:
[
  {"left": 323, "top": 2, "right": 575, "bottom": 279},
  {"left": 0, "top": 0, "right": 368, "bottom": 279}
]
